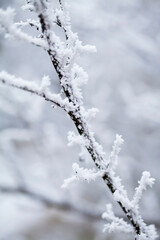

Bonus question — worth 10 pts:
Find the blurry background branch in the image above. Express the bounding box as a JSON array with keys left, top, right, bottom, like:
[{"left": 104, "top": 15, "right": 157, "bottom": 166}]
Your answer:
[
  {"left": 0, "top": 184, "right": 159, "bottom": 228},
  {"left": 0, "top": 184, "right": 101, "bottom": 220}
]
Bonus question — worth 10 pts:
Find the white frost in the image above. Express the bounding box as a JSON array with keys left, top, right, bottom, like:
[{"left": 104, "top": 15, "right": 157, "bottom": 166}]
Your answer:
[
  {"left": 0, "top": 8, "right": 48, "bottom": 49},
  {"left": 132, "top": 171, "right": 155, "bottom": 208},
  {"left": 102, "top": 204, "right": 133, "bottom": 234},
  {"left": 108, "top": 134, "right": 124, "bottom": 170},
  {"left": 67, "top": 131, "right": 89, "bottom": 147},
  {"left": 61, "top": 163, "right": 103, "bottom": 188},
  {"left": 39, "top": 75, "right": 51, "bottom": 92},
  {"left": 0, "top": 71, "right": 73, "bottom": 111}
]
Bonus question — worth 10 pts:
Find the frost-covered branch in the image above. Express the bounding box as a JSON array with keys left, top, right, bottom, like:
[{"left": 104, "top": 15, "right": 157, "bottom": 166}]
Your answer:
[
  {"left": 62, "top": 163, "right": 103, "bottom": 188},
  {"left": 0, "top": 71, "right": 73, "bottom": 111},
  {"left": 0, "top": 8, "right": 48, "bottom": 49},
  {"left": 132, "top": 172, "right": 155, "bottom": 208},
  {"left": 15, "top": 19, "right": 40, "bottom": 31},
  {"left": 108, "top": 134, "right": 124, "bottom": 170},
  {"left": 102, "top": 204, "right": 133, "bottom": 234},
  {"left": 0, "top": 1, "right": 157, "bottom": 240}
]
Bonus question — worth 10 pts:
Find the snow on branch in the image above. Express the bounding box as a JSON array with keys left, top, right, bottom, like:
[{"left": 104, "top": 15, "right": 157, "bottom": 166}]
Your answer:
[
  {"left": 21, "top": 2, "right": 35, "bottom": 12},
  {"left": 67, "top": 131, "right": 89, "bottom": 147},
  {"left": 132, "top": 171, "right": 155, "bottom": 208},
  {"left": 0, "top": 71, "right": 73, "bottom": 111},
  {"left": 139, "top": 225, "right": 158, "bottom": 240},
  {"left": 0, "top": 1, "right": 158, "bottom": 239},
  {"left": 108, "top": 134, "right": 124, "bottom": 170},
  {"left": 61, "top": 163, "right": 103, "bottom": 188},
  {"left": 102, "top": 202, "right": 157, "bottom": 239},
  {"left": 67, "top": 130, "right": 91, "bottom": 163},
  {"left": 102, "top": 137, "right": 157, "bottom": 240},
  {"left": 70, "top": 64, "right": 88, "bottom": 103},
  {"left": 15, "top": 19, "right": 40, "bottom": 31},
  {"left": 28, "top": 0, "right": 97, "bottom": 109},
  {"left": 83, "top": 108, "right": 99, "bottom": 122},
  {"left": 105, "top": 134, "right": 129, "bottom": 201},
  {"left": 102, "top": 204, "right": 133, "bottom": 234},
  {"left": 0, "top": 8, "right": 48, "bottom": 49},
  {"left": 32, "top": 0, "right": 64, "bottom": 53},
  {"left": 56, "top": 0, "right": 96, "bottom": 53}
]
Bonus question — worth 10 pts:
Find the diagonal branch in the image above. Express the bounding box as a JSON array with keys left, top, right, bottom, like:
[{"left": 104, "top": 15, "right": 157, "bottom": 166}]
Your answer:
[
  {"left": 0, "top": 1, "right": 157, "bottom": 239},
  {"left": 34, "top": 2, "right": 157, "bottom": 239}
]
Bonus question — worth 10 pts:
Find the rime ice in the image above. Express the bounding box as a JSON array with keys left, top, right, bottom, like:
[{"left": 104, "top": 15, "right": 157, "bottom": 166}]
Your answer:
[{"left": 0, "top": 1, "right": 157, "bottom": 240}]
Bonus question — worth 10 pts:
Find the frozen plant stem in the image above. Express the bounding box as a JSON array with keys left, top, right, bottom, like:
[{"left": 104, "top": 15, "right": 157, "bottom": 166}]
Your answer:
[{"left": 0, "top": 1, "right": 157, "bottom": 239}]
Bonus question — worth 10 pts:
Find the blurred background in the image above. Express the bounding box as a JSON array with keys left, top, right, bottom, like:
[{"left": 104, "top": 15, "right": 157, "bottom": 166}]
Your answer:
[{"left": 0, "top": 0, "right": 160, "bottom": 239}]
